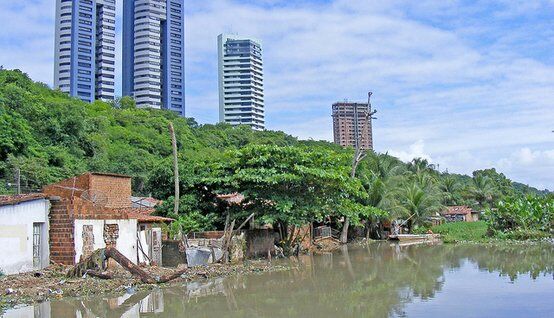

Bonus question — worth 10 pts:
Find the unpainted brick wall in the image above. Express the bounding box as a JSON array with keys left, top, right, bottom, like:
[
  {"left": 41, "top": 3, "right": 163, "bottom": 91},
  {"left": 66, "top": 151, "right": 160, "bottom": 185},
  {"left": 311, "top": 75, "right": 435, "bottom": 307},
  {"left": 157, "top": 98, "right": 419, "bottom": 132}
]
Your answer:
[
  {"left": 89, "top": 174, "right": 132, "bottom": 209},
  {"left": 103, "top": 224, "right": 119, "bottom": 248},
  {"left": 44, "top": 173, "right": 132, "bottom": 209},
  {"left": 48, "top": 199, "right": 76, "bottom": 265},
  {"left": 43, "top": 173, "right": 91, "bottom": 200}
]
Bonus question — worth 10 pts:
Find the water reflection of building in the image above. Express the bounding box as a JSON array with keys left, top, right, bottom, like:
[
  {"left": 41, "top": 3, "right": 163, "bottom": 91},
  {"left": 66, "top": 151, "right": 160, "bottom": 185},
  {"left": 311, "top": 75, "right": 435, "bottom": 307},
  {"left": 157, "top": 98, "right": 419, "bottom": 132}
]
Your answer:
[
  {"left": 2, "top": 302, "right": 51, "bottom": 318},
  {"left": 4, "top": 244, "right": 552, "bottom": 318},
  {"left": 110, "top": 290, "right": 164, "bottom": 316},
  {"left": 4, "top": 290, "right": 165, "bottom": 318}
]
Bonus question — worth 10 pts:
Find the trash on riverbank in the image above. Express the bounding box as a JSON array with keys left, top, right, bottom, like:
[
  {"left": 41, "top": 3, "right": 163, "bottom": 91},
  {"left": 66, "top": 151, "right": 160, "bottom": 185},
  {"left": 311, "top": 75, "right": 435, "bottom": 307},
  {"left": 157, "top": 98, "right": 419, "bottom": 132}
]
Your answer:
[{"left": 0, "top": 259, "right": 290, "bottom": 311}]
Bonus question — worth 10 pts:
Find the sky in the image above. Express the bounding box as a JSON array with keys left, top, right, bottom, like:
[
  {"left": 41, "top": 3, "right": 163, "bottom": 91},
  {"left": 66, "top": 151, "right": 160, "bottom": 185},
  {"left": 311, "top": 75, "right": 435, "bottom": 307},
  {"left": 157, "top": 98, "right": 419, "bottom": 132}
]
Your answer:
[{"left": 0, "top": 0, "right": 553, "bottom": 190}]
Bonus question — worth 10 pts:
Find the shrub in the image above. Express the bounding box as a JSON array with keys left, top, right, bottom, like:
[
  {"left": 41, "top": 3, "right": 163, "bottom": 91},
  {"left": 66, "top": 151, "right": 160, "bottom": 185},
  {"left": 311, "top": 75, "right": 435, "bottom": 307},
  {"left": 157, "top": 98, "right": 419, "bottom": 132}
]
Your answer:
[
  {"left": 485, "top": 195, "right": 553, "bottom": 237},
  {"left": 169, "top": 211, "right": 217, "bottom": 238}
]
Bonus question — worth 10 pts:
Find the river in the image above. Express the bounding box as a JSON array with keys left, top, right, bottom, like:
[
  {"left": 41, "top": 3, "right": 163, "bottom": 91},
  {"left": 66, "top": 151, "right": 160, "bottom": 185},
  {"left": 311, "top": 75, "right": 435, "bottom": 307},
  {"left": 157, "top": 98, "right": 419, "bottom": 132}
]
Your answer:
[{"left": 3, "top": 242, "right": 553, "bottom": 318}]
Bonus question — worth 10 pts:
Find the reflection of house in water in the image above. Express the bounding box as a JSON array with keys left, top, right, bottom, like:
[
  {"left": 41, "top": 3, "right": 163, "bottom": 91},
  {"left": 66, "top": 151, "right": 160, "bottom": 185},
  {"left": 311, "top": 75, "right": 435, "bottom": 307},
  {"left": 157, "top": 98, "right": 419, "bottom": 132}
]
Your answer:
[
  {"left": 186, "top": 277, "right": 227, "bottom": 299},
  {"left": 2, "top": 302, "right": 51, "bottom": 318},
  {"left": 110, "top": 290, "right": 164, "bottom": 316},
  {"left": 3, "top": 290, "right": 165, "bottom": 318}
]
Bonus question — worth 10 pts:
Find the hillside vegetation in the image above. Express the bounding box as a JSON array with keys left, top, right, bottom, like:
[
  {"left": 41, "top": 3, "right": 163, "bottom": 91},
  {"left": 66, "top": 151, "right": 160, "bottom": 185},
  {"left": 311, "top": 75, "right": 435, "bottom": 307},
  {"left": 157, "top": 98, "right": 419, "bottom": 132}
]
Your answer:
[{"left": 0, "top": 69, "right": 551, "bottom": 239}]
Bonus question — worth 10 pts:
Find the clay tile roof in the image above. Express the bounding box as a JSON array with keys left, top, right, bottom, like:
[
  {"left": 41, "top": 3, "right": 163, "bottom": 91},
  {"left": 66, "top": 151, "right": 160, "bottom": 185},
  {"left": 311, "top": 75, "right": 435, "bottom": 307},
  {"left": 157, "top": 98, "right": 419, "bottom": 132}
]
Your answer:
[
  {"left": 441, "top": 206, "right": 474, "bottom": 216},
  {"left": 125, "top": 207, "right": 174, "bottom": 223},
  {"left": 0, "top": 193, "right": 46, "bottom": 207},
  {"left": 217, "top": 193, "right": 245, "bottom": 204}
]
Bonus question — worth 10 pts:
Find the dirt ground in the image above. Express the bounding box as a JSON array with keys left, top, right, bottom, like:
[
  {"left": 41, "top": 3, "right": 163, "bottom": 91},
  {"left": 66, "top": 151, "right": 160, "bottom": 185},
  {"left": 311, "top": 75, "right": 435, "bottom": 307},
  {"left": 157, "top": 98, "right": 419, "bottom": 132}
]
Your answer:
[{"left": 0, "top": 260, "right": 290, "bottom": 311}]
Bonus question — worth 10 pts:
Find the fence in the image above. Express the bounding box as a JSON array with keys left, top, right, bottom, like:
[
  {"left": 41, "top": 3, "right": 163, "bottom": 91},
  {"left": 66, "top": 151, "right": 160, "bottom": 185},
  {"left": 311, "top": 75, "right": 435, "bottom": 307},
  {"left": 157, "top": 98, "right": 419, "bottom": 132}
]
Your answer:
[{"left": 314, "top": 226, "right": 340, "bottom": 240}]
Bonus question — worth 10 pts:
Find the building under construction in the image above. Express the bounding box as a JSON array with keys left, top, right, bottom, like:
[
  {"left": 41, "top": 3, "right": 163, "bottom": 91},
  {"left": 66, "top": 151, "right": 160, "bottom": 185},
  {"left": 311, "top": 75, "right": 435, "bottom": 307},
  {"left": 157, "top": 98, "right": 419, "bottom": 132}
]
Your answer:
[{"left": 332, "top": 94, "right": 374, "bottom": 150}]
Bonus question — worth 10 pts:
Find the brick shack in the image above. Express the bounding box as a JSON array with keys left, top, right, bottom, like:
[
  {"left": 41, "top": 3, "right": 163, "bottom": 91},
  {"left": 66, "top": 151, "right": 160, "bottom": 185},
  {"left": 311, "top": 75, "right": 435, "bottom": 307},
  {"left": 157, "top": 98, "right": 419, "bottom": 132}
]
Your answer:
[{"left": 43, "top": 172, "right": 168, "bottom": 265}]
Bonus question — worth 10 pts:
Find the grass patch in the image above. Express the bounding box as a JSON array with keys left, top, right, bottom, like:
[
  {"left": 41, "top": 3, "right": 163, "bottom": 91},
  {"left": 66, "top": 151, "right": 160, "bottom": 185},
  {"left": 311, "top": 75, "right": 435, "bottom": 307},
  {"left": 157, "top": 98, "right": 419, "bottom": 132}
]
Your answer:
[{"left": 430, "top": 221, "right": 489, "bottom": 243}]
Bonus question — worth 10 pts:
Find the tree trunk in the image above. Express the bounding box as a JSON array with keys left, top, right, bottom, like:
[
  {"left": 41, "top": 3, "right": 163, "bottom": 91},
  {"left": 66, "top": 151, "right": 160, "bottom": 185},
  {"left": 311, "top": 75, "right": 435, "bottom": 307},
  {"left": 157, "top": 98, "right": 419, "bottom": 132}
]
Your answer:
[
  {"left": 104, "top": 247, "right": 158, "bottom": 284},
  {"left": 221, "top": 219, "right": 235, "bottom": 263},
  {"left": 341, "top": 149, "right": 365, "bottom": 244},
  {"left": 340, "top": 218, "right": 350, "bottom": 244},
  {"left": 68, "top": 247, "right": 187, "bottom": 284},
  {"left": 67, "top": 249, "right": 106, "bottom": 277}
]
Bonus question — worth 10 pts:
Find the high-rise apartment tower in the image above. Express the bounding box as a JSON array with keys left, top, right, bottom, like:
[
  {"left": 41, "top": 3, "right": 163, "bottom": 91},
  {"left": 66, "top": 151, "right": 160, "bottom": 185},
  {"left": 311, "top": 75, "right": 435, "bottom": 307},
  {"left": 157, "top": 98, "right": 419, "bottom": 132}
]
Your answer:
[
  {"left": 54, "top": 0, "right": 117, "bottom": 103},
  {"left": 123, "top": 0, "right": 185, "bottom": 116},
  {"left": 332, "top": 95, "right": 374, "bottom": 150},
  {"left": 218, "top": 34, "right": 265, "bottom": 131}
]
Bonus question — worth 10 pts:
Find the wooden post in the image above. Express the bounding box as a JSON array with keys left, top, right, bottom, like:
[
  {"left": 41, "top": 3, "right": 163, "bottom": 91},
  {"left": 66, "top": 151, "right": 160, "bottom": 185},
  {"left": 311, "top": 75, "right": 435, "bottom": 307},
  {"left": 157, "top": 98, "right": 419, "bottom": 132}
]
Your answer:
[
  {"left": 168, "top": 122, "right": 180, "bottom": 215},
  {"left": 15, "top": 167, "right": 21, "bottom": 195}
]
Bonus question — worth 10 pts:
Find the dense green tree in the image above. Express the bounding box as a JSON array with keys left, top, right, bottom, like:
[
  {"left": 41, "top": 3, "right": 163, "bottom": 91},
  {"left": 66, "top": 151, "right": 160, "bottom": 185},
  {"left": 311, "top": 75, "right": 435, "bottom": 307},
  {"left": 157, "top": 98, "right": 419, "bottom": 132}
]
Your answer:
[
  {"left": 473, "top": 168, "right": 514, "bottom": 197},
  {"left": 204, "top": 145, "right": 372, "bottom": 224}
]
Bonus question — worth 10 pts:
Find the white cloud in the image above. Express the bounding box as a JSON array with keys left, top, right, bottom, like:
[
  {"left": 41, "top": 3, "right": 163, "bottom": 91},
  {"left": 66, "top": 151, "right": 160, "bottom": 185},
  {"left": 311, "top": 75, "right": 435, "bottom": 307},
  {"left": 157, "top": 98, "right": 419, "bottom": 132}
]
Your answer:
[{"left": 388, "top": 140, "right": 433, "bottom": 163}]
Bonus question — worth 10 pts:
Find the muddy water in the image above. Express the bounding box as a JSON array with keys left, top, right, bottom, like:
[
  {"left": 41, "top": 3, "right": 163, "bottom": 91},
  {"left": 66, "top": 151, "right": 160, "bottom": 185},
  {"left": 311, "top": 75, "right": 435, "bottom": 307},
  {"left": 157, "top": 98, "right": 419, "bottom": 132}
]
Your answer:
[{"left": 4, "top": 242, "right": 553, "bottom": 318}]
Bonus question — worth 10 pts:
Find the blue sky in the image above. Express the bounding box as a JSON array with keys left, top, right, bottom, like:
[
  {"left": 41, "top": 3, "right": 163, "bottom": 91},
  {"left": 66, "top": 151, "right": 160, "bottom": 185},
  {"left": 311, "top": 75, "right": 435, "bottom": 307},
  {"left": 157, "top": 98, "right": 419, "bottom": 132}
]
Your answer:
[{"left": 0, "top": 0, "right": 553, "bottom": 189}]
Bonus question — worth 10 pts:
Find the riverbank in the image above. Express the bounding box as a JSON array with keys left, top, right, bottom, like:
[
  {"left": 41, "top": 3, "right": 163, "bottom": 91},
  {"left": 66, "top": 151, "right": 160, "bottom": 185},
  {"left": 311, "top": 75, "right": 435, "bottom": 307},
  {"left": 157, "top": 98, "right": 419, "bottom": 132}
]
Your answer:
[
  {"left": 0, "top": 260, "right": 290, "bottom": 312},
  {"left": 419, "top": 221, "right": 552, "bottom": 243}
]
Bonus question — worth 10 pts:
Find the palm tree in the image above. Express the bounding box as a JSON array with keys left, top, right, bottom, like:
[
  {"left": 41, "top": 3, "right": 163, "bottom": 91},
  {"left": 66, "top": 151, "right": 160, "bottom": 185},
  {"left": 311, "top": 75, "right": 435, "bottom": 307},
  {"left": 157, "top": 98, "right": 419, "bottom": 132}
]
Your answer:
[
  {"left": 440, "top": 175, "right": 461, "bottom": 205},
  {"left": 366, "top": 173, "right": 386, "bottom": 208},
  {"left": 413, "top": 170, "right": 437, "bottom": 191},
  {"left": 394, "top": 182, "right": 444, "bottom": 231},
  {"left": 359, "top": 154, "right": 403, "bottom": 238},
  {"left": 468, "top": 175, "right": 495, "bottom": 209},
  {"left": 408, "top": 158, "right": 436, "bottom": 174}
]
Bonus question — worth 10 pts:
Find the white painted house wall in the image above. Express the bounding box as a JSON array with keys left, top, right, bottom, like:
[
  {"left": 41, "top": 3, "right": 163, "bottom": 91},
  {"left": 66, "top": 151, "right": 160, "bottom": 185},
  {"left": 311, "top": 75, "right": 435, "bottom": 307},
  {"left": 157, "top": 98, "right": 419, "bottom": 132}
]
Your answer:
[
  {"left": 0, "top": 199, "right": 50, "bottom": 275},
  {"left": 74, "top": 219, "right": 138, "bottom": 264}
]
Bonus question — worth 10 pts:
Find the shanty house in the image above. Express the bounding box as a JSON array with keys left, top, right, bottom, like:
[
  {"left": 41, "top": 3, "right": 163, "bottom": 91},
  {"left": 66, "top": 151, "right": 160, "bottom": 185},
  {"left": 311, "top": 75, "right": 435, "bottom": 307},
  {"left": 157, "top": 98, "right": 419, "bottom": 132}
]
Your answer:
[
  {"left": 441, "top": 206, "right": 480, "bottom": 222},
  {"left": 43, "top": 172, "right": 168, "bottom": 266},
  {"left": 0, "top": 194, "right": 50, "bottom": 274}
]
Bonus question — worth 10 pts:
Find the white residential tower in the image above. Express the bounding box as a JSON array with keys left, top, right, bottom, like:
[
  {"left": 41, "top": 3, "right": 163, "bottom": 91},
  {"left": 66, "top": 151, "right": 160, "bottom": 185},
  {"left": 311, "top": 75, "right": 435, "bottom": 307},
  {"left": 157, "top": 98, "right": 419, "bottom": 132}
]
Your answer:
[
  {"left": 218, "top": 34, "right": 265, "bottom": 131},
  {"left": 123, "top": 0, "right": 186, "bottom": 116},
  {"left": 54, "top": 0, "right": 117, "bottom": 102}
]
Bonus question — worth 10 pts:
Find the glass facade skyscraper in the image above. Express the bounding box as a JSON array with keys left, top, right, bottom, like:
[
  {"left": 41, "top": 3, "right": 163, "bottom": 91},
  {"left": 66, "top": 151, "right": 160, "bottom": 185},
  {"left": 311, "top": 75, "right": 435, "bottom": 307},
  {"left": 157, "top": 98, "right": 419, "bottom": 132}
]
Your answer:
[
  {"left": 218, "top": 34, "right": 265, "bottom": 131},
  {"left": 123, "top": 0, "right": 185, "bottom": 116},
  {"left": 54, "top": 0, "right": 117, "bottom": 103}
]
